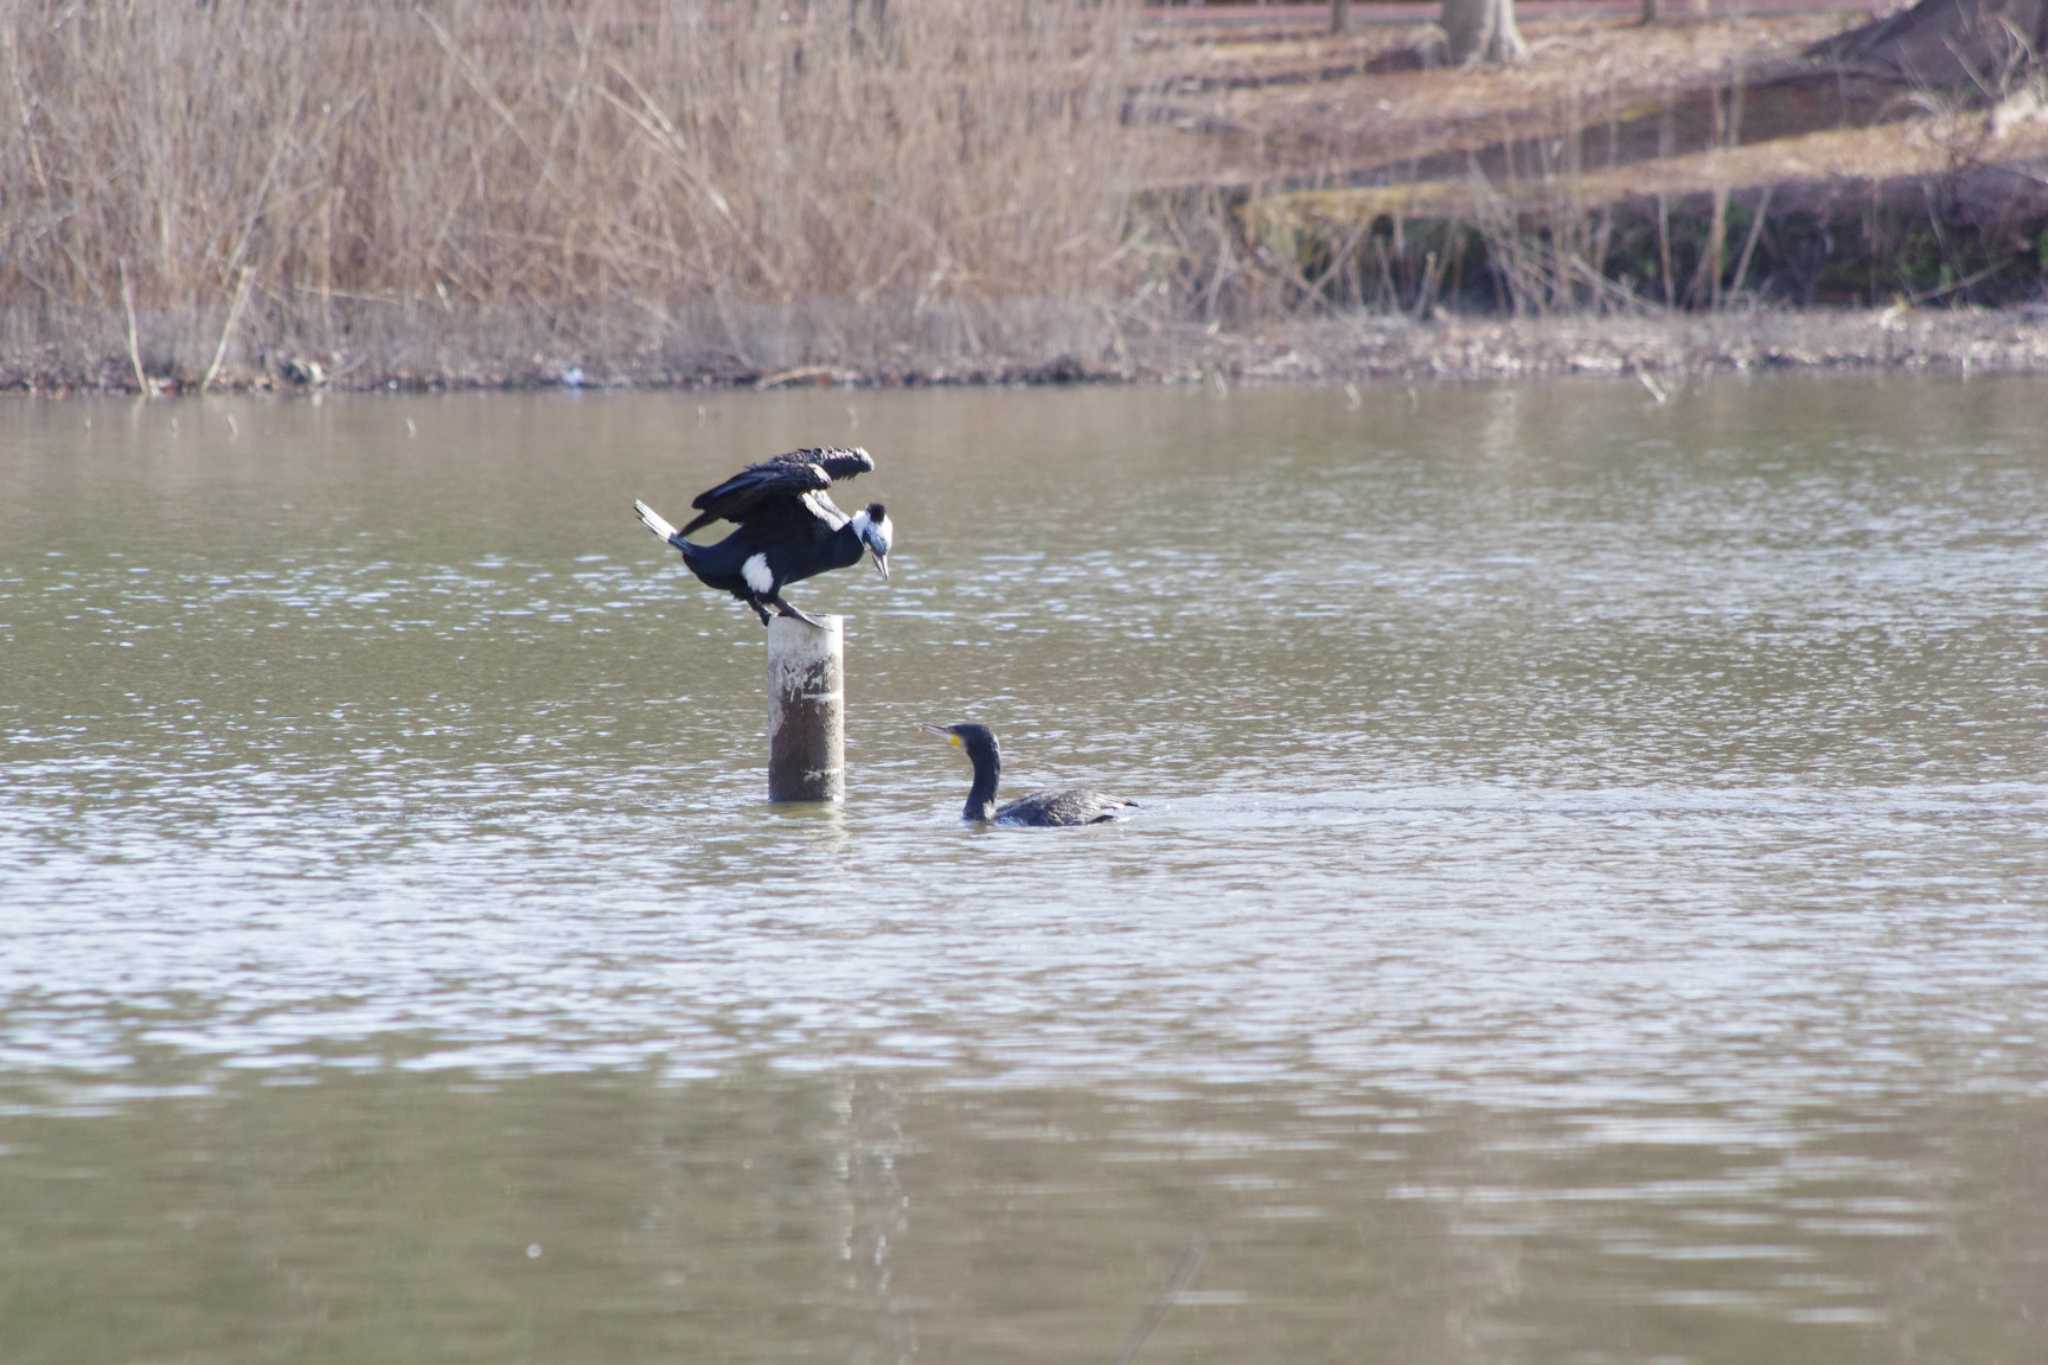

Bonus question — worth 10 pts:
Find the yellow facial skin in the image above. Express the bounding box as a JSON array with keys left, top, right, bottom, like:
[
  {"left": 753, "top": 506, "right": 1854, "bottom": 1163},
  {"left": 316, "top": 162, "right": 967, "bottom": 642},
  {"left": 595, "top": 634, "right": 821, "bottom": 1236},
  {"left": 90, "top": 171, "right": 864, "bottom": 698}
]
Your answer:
[{"left": 950, "top": 734, "right": 963, "bottom": 747}]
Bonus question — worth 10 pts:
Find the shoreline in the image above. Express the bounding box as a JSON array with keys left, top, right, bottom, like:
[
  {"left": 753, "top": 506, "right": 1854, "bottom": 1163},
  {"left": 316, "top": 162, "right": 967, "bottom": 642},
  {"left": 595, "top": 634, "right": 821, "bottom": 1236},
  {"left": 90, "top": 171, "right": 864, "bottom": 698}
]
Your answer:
[
  {"left": 9, "top": 305, "right": 2047, "bottom": 399},
  {"left": 14, "top": 5, "right": 2047, "bottom": 404}
]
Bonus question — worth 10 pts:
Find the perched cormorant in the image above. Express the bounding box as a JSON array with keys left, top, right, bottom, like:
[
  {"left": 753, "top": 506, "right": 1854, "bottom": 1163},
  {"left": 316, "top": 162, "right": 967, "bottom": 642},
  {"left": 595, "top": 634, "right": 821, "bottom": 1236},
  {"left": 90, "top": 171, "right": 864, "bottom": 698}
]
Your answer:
[
  {"left": 922, "top": 723, "right": 1138, "bottom": 827},
  {"left": 634, "top": 446, "right": 892, "bottom": 628}
]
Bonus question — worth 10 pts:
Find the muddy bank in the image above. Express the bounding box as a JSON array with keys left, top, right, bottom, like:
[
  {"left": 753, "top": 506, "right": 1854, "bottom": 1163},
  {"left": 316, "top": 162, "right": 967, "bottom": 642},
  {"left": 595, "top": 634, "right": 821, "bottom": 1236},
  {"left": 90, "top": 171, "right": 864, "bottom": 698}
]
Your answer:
[
  {"left": 1152, "top": 305, "right": 2048, "bottom": 386},
  {"left": 7, "top": 303, "right": 2047, "bottom": 398}
]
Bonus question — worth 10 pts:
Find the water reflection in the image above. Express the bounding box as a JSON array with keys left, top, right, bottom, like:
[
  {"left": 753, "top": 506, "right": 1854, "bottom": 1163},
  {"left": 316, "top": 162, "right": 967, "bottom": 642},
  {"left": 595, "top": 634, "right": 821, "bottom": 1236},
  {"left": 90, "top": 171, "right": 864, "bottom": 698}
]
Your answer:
[
  {"left": 3, "top": 1065, "right": 2042, "bottom": 1363},
  {"left": 2, "top": 376, "right": 2046, "bottom": 1361}
]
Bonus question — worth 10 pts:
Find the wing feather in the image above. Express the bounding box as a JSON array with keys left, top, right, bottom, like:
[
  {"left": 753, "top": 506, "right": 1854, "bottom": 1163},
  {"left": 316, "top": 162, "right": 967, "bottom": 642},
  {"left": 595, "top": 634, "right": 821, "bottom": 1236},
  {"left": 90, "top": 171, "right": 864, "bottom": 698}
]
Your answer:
[{"left": 679, "top": 446, "right": 875, "bottom": 535}]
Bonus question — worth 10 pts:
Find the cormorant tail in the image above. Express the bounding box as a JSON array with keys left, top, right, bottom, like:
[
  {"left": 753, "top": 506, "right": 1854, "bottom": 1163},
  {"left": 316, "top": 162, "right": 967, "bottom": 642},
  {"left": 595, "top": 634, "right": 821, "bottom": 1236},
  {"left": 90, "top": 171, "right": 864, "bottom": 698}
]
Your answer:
[{"left": 634, "top": 499, "right": 691, "bottom": 553}]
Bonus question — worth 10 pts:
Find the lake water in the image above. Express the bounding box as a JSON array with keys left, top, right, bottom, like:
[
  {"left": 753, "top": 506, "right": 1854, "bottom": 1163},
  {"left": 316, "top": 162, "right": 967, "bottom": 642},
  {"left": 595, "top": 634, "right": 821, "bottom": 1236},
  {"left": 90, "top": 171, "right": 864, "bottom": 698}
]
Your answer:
[{"left": 2, "top": 376, "right": 2044, "bottom": 1363}]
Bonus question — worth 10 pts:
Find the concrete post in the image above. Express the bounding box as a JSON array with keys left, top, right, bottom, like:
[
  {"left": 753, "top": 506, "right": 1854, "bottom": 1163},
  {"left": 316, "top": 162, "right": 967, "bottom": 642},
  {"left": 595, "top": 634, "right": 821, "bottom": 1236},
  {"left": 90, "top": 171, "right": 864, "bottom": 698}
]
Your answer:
[{"left": 767, "top": 614, "right": 845, "bottom": 802}]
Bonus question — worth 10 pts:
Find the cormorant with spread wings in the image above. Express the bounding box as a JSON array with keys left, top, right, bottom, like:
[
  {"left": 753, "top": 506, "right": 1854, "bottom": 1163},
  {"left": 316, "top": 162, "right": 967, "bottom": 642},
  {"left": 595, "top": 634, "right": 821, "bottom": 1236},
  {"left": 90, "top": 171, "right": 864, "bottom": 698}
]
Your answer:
[{"left": 634, "top": 446, "right": 892, "bottom": 628}]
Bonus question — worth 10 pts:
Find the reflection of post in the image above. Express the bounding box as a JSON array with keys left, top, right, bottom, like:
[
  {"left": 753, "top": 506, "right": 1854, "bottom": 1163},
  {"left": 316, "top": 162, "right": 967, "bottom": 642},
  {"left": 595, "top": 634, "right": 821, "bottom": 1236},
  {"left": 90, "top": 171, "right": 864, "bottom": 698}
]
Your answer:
[{"left": 767, "top": 615, "right": 845, "bottom": 802}]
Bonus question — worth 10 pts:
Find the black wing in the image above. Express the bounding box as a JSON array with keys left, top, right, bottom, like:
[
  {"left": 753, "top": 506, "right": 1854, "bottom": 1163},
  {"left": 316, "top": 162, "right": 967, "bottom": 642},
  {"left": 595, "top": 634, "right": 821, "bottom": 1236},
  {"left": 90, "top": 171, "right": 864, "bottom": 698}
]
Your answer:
[{"left": 679, "top": 447, "right": 875, "bottom": 535}]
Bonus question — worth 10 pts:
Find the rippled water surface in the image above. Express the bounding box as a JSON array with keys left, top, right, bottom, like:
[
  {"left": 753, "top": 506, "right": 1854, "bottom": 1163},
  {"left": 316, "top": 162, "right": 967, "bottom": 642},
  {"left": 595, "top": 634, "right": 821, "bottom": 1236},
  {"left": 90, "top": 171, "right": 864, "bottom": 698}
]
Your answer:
[{"left": 3, "top": 377, "right": 2045, "bottom": 1362}]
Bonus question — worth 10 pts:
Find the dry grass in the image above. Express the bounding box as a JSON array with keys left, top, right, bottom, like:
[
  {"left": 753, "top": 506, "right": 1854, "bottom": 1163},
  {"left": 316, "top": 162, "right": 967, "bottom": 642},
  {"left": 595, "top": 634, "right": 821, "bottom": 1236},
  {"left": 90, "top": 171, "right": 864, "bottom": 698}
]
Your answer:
[
  {"left": 0, "top": 0, "right": 1168, "bottom": 385},
  {"left": 1211, "top": 13, "right": 2048, "bottom": 319},
  {"left": 6, "top": 3, "right": 2044, "bottom": 390}
]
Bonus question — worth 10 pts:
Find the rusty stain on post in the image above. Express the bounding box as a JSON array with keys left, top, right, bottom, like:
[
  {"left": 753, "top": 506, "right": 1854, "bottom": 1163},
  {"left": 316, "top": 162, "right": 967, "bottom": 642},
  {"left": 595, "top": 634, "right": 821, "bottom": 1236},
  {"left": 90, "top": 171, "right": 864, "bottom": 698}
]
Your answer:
[{"left": 767, "top": 614, "right": 845, "bottom": 803}]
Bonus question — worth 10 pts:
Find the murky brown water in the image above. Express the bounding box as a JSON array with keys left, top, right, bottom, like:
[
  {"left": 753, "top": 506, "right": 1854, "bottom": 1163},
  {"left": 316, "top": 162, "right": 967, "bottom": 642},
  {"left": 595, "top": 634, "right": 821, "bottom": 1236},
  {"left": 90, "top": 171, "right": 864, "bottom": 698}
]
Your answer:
[{"left": 3, "top": 376, "right": 2045, "bottom": 1363}]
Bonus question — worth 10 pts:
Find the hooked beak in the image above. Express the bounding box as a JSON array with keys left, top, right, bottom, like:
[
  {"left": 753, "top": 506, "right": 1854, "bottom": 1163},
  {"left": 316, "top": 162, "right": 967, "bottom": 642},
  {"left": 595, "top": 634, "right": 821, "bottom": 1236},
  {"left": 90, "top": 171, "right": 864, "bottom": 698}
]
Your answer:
[
  {"left": 870, "top": 548, "right": 891, "bottom": 583},
  {"left": 920, "top": 723, "right": 951, "bottom": 739}
]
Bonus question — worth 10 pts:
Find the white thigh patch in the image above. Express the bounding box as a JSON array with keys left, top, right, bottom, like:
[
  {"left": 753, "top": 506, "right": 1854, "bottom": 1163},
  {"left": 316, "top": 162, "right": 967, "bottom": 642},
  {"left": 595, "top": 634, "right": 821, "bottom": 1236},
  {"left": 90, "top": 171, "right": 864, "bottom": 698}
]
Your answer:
[{"left": 741, "top": 552, "right": 774, "bottom": 595}]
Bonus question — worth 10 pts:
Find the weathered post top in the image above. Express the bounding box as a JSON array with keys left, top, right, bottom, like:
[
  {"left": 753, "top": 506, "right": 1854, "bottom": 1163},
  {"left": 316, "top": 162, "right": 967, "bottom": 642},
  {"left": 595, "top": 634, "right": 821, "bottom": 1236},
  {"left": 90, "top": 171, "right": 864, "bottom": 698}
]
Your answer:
[{"left": 766, "top": 614, "right": 845, "bottom": 803}]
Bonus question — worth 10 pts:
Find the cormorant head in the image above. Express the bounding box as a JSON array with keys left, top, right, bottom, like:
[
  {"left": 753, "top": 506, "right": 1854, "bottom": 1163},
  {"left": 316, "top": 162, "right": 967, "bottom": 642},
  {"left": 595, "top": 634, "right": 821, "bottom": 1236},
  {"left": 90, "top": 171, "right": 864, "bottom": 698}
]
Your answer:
[
  {"left": 923, "top": 723, "right": 1002, "bottom": 822},
  {"left": 922, "top": 722, "right": 999, "bottom": 767},
  {"left": 850, "top": 503, "right": 892, "bottom": 582}
]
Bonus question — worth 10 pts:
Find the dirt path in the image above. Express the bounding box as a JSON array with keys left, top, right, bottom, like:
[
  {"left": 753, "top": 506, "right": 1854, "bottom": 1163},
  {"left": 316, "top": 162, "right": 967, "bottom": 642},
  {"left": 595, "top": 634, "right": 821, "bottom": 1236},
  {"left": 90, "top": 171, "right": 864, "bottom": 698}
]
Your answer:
[
  {"left": 1123, "top": 1, "right": 2048, "bottom": 316},
  {"left": 1143, "top": 1, "right": 1882, "bottom": 30}
]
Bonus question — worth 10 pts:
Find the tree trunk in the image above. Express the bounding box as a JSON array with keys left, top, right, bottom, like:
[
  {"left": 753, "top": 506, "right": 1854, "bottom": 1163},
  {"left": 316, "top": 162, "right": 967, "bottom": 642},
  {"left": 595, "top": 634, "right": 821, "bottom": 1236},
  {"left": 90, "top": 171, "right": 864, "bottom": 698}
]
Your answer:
[
  {"left": 1441, "top": 0, "right": 1527, "bottom": 65},
  {"left": 1807, "top": 0, "right": 2048, "bottom": 88}
]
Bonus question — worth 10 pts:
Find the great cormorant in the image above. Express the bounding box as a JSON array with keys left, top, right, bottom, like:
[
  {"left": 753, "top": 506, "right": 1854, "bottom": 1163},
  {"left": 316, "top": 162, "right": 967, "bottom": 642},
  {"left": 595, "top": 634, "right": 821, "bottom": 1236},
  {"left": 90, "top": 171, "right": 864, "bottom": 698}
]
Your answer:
[
  {"left": 923, "top": 723, "right": 1137, "bottom": 827},
  {"left": 634, "top": 446, "right": 892, "bottom": 628}
]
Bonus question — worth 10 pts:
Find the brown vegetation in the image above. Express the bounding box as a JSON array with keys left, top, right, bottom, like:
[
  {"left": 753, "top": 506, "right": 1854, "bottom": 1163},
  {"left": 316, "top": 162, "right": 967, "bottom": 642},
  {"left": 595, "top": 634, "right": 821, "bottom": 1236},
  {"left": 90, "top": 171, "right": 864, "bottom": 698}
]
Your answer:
[
  {"left": 0, "top": 0, "right": 1156, "bottom": 391},
  {"left": 1135, "top": 8, "right": 2048, "bottom": 317},
  {"left": 2, "top": 0, "right": 2045, "bottom": 395}
]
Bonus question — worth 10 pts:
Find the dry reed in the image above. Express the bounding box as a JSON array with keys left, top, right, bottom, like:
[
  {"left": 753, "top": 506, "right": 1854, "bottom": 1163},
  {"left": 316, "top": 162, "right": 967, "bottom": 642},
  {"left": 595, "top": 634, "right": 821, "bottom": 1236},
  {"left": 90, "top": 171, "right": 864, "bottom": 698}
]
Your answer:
[{"left": 0, "top": 0, "right": 1172, "bottom": 386}]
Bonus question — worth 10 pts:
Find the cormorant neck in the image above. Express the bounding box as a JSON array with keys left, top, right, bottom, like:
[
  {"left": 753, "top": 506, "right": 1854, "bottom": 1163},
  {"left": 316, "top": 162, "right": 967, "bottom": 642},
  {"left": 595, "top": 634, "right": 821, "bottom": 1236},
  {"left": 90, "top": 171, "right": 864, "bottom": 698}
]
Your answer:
[{"left": 963, "top": 744, "right": 1000, "bottom": 823}]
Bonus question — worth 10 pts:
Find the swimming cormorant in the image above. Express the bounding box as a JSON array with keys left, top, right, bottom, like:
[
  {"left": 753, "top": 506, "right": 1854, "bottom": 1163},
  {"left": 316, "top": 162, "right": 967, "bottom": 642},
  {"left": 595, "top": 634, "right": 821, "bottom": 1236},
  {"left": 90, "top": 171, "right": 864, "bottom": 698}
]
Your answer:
[
  {"left": 634, "top": 446, "right": 892, "bottom": 628},
  {"left": 922, "top": 723, "right": 1137, "bottom": 827}
]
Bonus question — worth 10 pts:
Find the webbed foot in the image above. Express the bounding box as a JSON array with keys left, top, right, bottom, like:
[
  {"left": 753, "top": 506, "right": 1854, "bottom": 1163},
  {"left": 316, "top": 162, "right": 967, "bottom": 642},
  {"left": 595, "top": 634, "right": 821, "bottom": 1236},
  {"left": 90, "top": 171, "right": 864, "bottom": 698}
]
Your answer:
[{"left": 771, "top": 596, "right": 826, "bottom": 629}]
